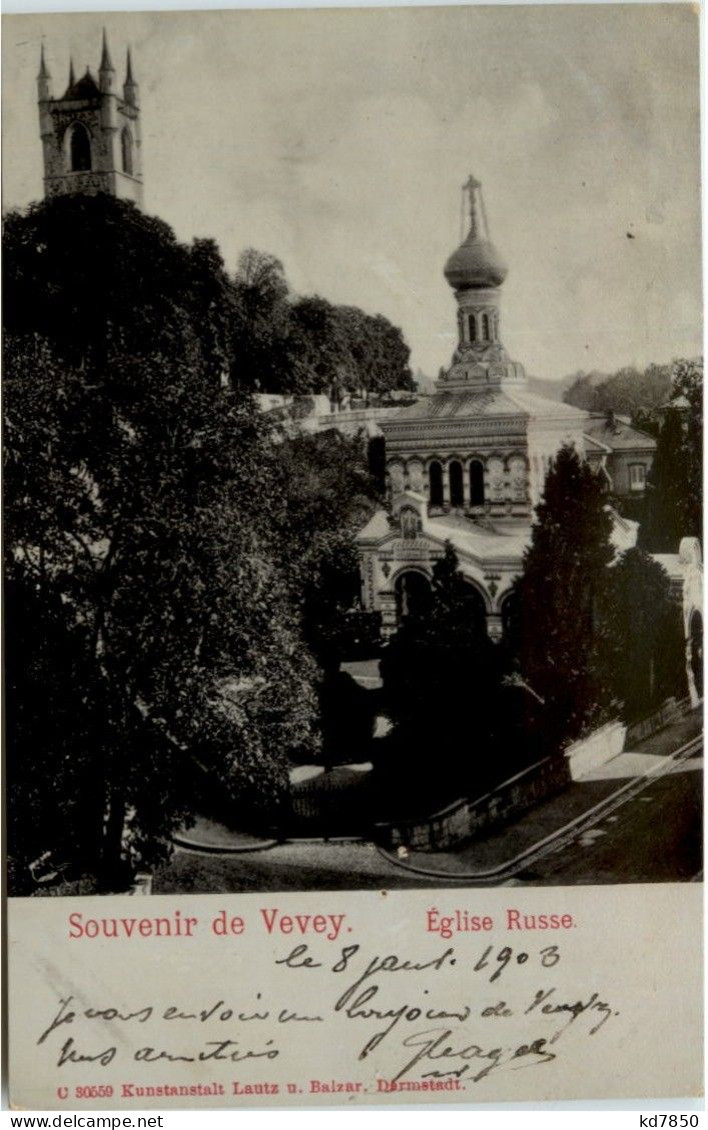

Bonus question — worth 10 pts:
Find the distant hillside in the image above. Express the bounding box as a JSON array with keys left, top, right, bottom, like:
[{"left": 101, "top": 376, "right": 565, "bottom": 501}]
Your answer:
[
  {"left": 526, "top": 375, "right": 577, "bottom": 401},
  {"left": 563, "top": 365, "right": 672, "bottom": 415}
]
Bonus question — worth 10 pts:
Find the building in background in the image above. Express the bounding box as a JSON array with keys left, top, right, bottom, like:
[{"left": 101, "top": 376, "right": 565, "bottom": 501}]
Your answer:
[
  {"left": 37, "top": 32, "right": 143, "bottom": 208},
  {"left": 356, "top": 177, "right": 640, "bottom": 639},
  {"left": 584, "top": 411, "right": 656, "bottom": 498}
]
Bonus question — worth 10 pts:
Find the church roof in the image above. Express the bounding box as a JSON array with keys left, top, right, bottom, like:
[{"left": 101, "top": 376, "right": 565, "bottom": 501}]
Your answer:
[
  {"left": 358, "top": 504, "right": 637, "bottom": 562},
  {"left": 357, "top": 510, "right": 392, "bottom": 542},
  {"left": 584, "top": 414, "right": 656, "bottom": 452},
  {"left": 63, "top": 70, "right": 100, "bottom": 99},
  {"left": 384, "top": 385, "right": 587, "bottom": 424},
  {"left": 428, "top": 514, "right": 531, "bottom": 562}
]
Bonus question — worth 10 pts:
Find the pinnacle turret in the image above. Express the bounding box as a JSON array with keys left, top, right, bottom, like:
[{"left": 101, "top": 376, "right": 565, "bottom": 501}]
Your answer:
[
  {"left": 123, "top": 47, "right": 138, "bottom": 106},
  {"left": 37, "top": 43, "right": 52, "bottom": 100},
  {"left": 99, "top": 28, "right": 114, "bottom": 72},
  {"left": 38, "top": 43, "right": 50, "bottom": 79}
]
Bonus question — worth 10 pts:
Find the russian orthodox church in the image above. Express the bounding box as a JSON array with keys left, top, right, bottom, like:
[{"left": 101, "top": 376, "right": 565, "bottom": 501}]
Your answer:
[
  {"left": 37, "top": 32, "right": 143, "bottom": 208},
  {"left": 356, "top": 177, "right": 639, "bottom": 639}
]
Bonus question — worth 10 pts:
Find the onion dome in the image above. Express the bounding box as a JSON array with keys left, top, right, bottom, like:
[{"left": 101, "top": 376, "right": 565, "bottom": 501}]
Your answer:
[{"left": 444, "top": 175, "right": 508, "bottom": 290}]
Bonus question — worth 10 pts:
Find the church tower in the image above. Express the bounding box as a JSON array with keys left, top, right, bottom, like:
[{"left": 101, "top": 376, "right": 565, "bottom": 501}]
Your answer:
[
  {"left": 441, "top": 175, "right": 525, "bottom": 388},
  {"left": 37, "top": 33, "right": 143, "bottom": 208}
]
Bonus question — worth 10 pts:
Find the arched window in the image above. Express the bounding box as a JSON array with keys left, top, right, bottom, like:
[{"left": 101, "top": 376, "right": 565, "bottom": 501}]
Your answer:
[
  {"left": 449, "top": 460, "right": 464, "bottom": 507},
  {"left": 429, "top": 461, "right": 443, "bottom": 507},
  {"left": 468, "top": 314, "right": 477, "bottom": 343},
  {"left": 470, "top": 460, "right": 485, "bottom": 506},
  {"left": 482, "top": 313, "right": 490, "bottom": 341},
  {"left": 121, "top": 127, "right": 133, "bottom": 175},
  {"left": 69, "top": 123, "right": 91, "bottom": 172}
]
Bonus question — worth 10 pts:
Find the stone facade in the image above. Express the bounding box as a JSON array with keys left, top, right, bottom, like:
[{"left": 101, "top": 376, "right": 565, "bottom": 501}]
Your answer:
[
  {"left": 356, "top": 176, "right": 637, "bottom": 638},
  {"left": 37, "top": 35, "right": 143, "bottom": 208}
]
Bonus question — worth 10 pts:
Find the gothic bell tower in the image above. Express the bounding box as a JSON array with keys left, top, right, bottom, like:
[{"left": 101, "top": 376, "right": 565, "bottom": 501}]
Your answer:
[{"left": 37, "top": 33, "right": 143, "bottom": 208}]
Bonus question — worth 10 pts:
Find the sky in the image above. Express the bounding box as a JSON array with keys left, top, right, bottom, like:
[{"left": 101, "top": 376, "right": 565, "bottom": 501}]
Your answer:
[{"left": 2, "top": 4, "right": 702, "bottom": 382}]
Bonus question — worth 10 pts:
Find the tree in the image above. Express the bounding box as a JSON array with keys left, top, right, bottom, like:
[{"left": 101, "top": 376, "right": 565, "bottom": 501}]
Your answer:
[
  {"left": 672, "top": 357, "right": 703, "bottom": 541},
  {"left": 3, "top": 195, "right": 231, "bottom": 384},
  {"left": 378, "top": 544, "right": 503, "bottom": 810},
  {"left": 509, "top": 445, "right": 615, "bottom": 748},
  {"left": 223, "top": 245, "right": 414, "bottom": 398},
  {"left": 287, "top": 295, "right": 354, "bottom": 397},
  {"left": 600, "top": 549, "right": 687, "bottom": 722},
  {"left": 563, "top": 363, "right": 672, "bottom": 418},
  {"left": 4, "top": 200, "right": 320, "bottom": 890},
  {"left": 336, "top": 306, "right": 414, "bottom": 397},
  {"left": 229, "top": 248, "right": 293, "bottom": 392},
  {"left": 275, "top": 430, "right": 382, "bottom": 666},
  {"left": 639, "top": 407, "right": 692, "bottom": 552}
]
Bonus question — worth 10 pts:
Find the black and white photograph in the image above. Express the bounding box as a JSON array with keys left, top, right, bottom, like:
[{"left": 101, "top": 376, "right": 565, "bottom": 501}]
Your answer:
[
  {"left": 4, "top": 3, "right": 705, "bottom": 1112},
  {"left": 3, "top": 4, "right": 702, "bottom": 900}
]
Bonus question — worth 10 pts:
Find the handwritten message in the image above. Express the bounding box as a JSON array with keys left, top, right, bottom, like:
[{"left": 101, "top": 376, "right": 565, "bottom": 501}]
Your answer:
[{"left": 8, "top": 886, "right": 702, "bottom": 1108}]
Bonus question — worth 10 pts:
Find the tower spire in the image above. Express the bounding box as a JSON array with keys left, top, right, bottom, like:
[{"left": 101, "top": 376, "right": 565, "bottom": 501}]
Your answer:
[
  {"left": 38, "top": 43, "right": 50, "bottom": 79},
  {"left": 37, "top": 42, "right": 53, "bottom": 101},
  {"left": 123, "top": 45, "right": 138, "bottom": 106},
  {"left": 100, "top": 28, "right": 114, "bottom": 72},
  {"left": 463, "top": 174, "right": 481, "bottom": 239},
  {"left": 68, "top": 56, "right": 76, "bottom": 87}
]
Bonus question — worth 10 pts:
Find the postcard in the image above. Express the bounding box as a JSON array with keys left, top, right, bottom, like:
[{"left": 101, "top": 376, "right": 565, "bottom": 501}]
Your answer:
[{"left": 3, "top": 3, "right": 703, "bottom": 1110}]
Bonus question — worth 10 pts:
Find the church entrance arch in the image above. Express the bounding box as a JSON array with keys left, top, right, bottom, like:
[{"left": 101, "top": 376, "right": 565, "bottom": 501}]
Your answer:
[
  {"left": 690, "top": 610, "right": 703, "bottom": 699},
  {"left": 469, "top": 460, "right": 485, "bottom": 506},
  {"left": 429, "top": 461, "right": 443, "bottom": 507},
  {"left": 394, "top": 570, "right": 432, "bottom": 620},
  {"left": 462, "top": 578, "right": 489, "bottom": 634},
  {"left": 449, "top": 460, "right": 464, "bottom": 507}
]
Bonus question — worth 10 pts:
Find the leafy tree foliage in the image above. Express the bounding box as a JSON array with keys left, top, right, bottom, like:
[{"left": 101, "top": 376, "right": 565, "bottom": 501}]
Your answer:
[
  {"left": 3, "top": 196, "right": 232, "bottom": 383},
  {"left": 229, "top": 249, "right": 293, "bottom": 392},
  {"left": 4, "top": 199, "right": 320, "bottom": 890},
  {"left": 563, "top": 363, "right": 672, "bottom": 417},
  {"left": 508, "top": 445, "right": 616, "bottom": 748},
  {"left": 638, "top": 407, "right": 692, "bottom": 552},
  {"left": 600, "top": 549, "right": 687, "bottom": 722},
  {"left": 638, "top": 358, "right": 702, "bottom": 550},
  {"left": 378, "top": 544, "right": 505, "bottom": 811},
  {"left": 672, "top": 357, "right": 703, "bottom": 542},
  {"left": 227, "top": 249, "right": 414, "bottom": 397},
  {"left": 275, "top": 430, "right": 381, "bottom": 669}
]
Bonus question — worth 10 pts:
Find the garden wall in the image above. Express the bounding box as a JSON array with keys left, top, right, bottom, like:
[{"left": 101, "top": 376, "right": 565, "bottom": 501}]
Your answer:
[
  {"left": 376, "top": 696, "right": 694, "bottom": 853},
  {"left": 624, "top": 696, "right": 688, "bottom": 747},
  {"left": 563, "top": 721, "right": 627, "bottom": 781},
  {"left": 376, "top": 755, "right": 570, "bottom": 852}
]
